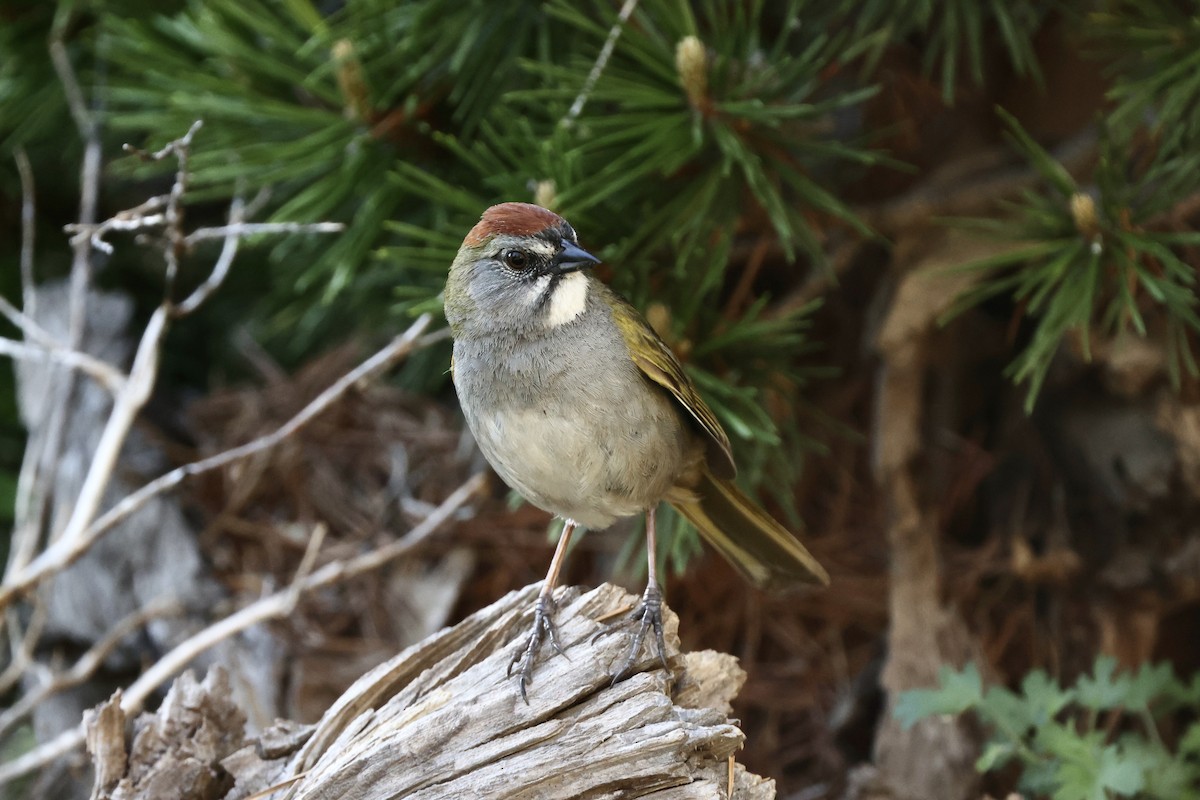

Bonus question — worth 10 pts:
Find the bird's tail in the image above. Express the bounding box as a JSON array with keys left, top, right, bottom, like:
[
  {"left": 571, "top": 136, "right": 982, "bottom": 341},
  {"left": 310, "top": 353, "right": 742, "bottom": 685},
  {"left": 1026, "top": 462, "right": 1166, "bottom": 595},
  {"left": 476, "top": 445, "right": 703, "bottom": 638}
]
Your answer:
[{"left": 671, "top": 469, "right": 829, "bottom": 592}]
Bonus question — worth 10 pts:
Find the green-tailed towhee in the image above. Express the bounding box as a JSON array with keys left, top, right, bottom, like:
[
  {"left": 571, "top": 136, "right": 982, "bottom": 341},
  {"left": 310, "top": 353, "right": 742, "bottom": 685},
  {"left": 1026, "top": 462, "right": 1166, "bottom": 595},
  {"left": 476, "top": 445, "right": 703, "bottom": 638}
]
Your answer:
[{"left": 444, "top": 202, "right": 828, "bottom": 699}]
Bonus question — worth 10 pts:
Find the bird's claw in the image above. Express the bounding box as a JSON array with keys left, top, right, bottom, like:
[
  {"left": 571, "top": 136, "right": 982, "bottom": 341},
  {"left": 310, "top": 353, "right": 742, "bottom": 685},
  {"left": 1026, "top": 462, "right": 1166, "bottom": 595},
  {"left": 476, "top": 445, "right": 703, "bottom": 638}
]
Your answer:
[
  {"left": 597, "top": 583, "right": 670, "bottom": 684},
  {"left": 508, "top": 592, "right": 566, "bottom": 703}
]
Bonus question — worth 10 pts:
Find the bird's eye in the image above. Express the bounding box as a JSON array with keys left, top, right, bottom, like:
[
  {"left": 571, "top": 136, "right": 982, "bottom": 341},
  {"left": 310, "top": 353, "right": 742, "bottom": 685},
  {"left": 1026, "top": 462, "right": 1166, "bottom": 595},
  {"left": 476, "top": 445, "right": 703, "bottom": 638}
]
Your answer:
[{"left": 502, "top": 249, "right": 529, "bottom": 270}]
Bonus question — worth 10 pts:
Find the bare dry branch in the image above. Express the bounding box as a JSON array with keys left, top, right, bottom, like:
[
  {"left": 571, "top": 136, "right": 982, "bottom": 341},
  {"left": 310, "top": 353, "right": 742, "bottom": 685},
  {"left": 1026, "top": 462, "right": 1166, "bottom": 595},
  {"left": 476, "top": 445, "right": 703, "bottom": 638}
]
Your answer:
[
  {"left": 14, "top": 148, "right": 35, "bottom": 319},
  {"left": 0, "top": 599, "right": 181, "bottom": 743},
  {"left": 123, "top": 120, "right": 204, "bottom": 163},
  {"left": 0, "top": 120, "right": 347, "bottom": 622},
  {"left": 174, "top": 194, "right": 247, "bottom": 317},
  {"left": 48, "top": 32, "right": 96, "bottom": 142},
  {"left": 162, "top": 120, "right": 201, "bottom": 288},
  {"left": 0, "top": 314, "right": 436, "bottom": 614},
  {"left": 51, "top": 303, "right": 169, "bottom": 554},
  {"left": 561, "top": 0, "right": 641, "bottom": 126},
  {"left": 0, "top": 602, "right": 46, "bottom": 696},
  {"left": 67, "top": 209, "right": 167, "bottom": 253},
  {"left": 184, "top": 221, "right": 346, "bottom": 246},
  {"left": 285, "top": 523, "right": 328, "bottom": 613},
  {"left": 177, "top": 197, "right": 344, "bottom": 317},
  {"left": 4, "top": 152, "right": 44, "bottom": 649},
  {"left": 0, "top": 471, "right": 484, "bottom": 788},
  {"left": 12, "top": 20, "right": 105, "bottom": 587},
  {"left": 0, "top": 335, "right": 126, "bottom": 393}
]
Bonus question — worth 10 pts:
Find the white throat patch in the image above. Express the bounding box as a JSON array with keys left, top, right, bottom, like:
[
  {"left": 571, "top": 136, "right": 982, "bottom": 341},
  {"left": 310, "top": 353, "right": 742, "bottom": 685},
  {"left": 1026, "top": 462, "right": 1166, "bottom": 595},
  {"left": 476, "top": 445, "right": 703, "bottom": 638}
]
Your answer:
[{"left": 543, "top": 271, "right": 589, "bottom": 328}]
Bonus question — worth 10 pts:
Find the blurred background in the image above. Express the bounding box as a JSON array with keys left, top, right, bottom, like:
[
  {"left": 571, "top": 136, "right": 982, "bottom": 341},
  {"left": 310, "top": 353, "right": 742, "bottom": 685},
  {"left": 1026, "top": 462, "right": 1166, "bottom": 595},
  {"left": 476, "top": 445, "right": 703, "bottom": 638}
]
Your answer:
[{"left": 1, "top": 1, "right": 1198, "bottom": 798}]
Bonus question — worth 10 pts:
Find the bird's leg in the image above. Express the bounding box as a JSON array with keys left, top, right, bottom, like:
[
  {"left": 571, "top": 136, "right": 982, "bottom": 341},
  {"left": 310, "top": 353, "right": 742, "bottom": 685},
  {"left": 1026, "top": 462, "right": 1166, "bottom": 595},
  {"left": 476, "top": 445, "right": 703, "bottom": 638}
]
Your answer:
[
  {"left": 609, "top": 507, "right": 670, "bottom": 682},
  {"left": 508, "top": 519, "right": 576, "bottom": 703}
]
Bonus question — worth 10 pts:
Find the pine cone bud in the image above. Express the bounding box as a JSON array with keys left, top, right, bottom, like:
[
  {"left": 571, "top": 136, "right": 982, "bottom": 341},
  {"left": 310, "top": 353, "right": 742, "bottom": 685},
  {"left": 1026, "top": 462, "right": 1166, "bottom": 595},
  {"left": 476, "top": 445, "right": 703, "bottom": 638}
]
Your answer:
[
  {"left": 333, "top": 39, "right": 370, "bottom": 121},
  {"left": 675, "top": 35, "right": 708, "bottom": 109},
  {"left": 534, "top": 180, "right": 557, "bottom": 210},
  {"left": 1069, "top": 192, "right": 1098, "bottom": 237}
]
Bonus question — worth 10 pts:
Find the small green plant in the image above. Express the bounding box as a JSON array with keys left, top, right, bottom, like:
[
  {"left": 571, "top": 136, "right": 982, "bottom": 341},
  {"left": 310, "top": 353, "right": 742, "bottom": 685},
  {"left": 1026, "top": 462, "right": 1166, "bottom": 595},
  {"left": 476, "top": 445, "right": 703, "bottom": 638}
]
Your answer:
[{"left": 895, "top": 657, "right": 1200, "bottom": 800}]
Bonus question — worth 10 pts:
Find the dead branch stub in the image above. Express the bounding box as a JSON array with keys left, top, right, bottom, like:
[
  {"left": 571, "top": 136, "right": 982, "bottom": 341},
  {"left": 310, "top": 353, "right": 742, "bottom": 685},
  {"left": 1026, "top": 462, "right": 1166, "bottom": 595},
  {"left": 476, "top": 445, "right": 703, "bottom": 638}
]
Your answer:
[{"left": 84, "top": 583, "right": 778, "bottom": 800}]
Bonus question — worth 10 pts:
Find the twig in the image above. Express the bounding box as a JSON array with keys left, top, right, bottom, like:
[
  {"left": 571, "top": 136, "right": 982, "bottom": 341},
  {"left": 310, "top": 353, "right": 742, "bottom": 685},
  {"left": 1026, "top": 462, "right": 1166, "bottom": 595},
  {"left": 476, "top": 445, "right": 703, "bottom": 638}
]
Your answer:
[
  {"left": 12, "top": 122, "right": 338, "bottom": 587},
  {"left": 123, "top": 120, "right": 204, "bottom": 288},
  {"left": 561, "top": 0, "right": 641, "bottom": 127},
  {"left": 0, "top": 337, "right": 126, "bottom": 393},
  {"left": 162, "top": 121, "right": 201, "bottom": 288},
  {"left": 6, "top": 429, "right": 44, "bottom": 582},
  {"left": 0, "top": 602, "right": 46, "bottom": 696},
  {"left": 0, "top": 599, "right": 180, "bottom": 743},
  {"left": 722, "top": 238, "right": 770, "bottom": 320},
  {"left": 285, "top": 524, "right": 328, "bottom": 613},
  {"left": 184, "top": 221, "right": 345, "bottom": 246},
  {"left": 12, "top": 22, "right": 104, "bottom": 581},
  {"left": 50, "top": 10, "right": 102, "bottom": 532},
  {"left": 51, "top": 25, "right": 101, "bottom": 365},
  {"left": 66, "top": 200, "right": 169, "bottom": 253},
  {"left": 0, "top": 297, "right": 126, "bottom": 392},
  {"left": 243, "top": 186, "right": 273, "bottom": 219},
  {"left": 174, "top": 194, "right": 247, "bottom": 318},
  {"left": 48, "top": 33, "right": 95, "bottom": 141},
  {"left": 0, "top": 315, "right": 436, "bottom": 614},
  {"left": 9, "top": 153, "right": 41, "bottom": 598},
  {"left": 14, "top": 148, "right": 35, "bottom": 319},
  {"left": 0, "top": 472, "right": 484, "bottom": 788},
  {"left": 175, "top": 190, "right": 340, "bottom": 318},
  {"left": 124, "top": 121, "right": 203, "bottom": 163},
  {"left": 50, "top": 304, "right": 169, "bottom": 554}
]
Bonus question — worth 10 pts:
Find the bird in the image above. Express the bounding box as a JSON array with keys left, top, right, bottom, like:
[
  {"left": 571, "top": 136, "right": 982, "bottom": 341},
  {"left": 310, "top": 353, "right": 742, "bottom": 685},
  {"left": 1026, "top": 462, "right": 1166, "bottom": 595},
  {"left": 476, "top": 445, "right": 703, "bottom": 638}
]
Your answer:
[{"left": 443, "top": 201, "right": 829, "bottom": 700}]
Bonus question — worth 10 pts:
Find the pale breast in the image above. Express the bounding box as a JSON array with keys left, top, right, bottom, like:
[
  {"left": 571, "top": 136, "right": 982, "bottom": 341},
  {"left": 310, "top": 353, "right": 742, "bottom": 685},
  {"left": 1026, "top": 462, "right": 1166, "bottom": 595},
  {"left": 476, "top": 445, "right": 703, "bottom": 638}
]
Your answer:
[
  {"left": 453, "top": 319, "right": 696, "bottom": 529},
  {"left": 470, "top": 397, "right": 687, "bottom": 528}
]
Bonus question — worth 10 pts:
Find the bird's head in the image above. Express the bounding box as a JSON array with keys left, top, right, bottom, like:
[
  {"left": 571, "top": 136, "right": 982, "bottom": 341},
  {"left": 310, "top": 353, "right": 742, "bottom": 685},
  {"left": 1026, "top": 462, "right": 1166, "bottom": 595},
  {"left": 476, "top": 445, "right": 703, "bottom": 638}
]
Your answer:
[{"left": 444, "top": 202, "right": 601, "bottom": 337}]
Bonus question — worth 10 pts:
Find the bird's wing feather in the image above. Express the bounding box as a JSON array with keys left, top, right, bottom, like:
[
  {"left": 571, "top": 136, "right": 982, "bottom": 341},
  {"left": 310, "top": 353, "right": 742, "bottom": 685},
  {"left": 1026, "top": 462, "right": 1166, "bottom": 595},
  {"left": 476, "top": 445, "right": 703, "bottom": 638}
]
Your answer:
[{"left": 610, "top": 293, "right": 737, "bottom": 479}]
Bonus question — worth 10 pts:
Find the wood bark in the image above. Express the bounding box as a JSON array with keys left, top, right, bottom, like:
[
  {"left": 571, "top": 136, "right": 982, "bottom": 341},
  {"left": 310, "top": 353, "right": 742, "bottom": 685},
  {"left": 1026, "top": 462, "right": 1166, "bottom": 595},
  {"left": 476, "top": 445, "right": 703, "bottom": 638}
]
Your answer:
[
  {"left": 870, "top": 230, "right": 996, "bottom": 800},
  {"left": 84, "top": 583, "right": 780, "bottom": 800}
]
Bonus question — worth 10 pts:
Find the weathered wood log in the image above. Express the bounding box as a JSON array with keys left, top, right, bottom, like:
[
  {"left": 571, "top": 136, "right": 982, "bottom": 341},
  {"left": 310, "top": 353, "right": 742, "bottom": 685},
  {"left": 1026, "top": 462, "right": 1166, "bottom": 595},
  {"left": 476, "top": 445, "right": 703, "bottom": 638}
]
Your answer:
[{"left": 86, "top": 583, "right": 778, "bottom": 800}]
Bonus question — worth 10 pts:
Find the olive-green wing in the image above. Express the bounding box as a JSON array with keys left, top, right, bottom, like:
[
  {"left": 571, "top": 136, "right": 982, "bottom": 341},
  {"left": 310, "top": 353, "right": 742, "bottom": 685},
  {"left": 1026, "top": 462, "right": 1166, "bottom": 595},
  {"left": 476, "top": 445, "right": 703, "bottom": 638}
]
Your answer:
[{"left": 611, "top": 294, "right": 737, "bottom": 480}]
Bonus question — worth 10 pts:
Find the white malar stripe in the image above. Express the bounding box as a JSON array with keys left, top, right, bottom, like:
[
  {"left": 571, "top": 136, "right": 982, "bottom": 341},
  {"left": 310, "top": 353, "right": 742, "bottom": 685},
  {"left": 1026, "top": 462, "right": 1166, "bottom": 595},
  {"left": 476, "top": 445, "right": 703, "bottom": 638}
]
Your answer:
[
  {"left": 544, "top": 271, "right": 589, "bottom": 328},
  {"left": 525, "top": 274, "right": 553, "bottom": 306}
]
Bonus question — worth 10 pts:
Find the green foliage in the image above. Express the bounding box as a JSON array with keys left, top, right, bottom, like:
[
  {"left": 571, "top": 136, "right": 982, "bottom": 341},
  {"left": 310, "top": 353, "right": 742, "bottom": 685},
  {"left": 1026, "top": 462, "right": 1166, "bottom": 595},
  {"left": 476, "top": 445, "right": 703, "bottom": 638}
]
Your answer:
[
  {"left": 943, "top": 109, "right": 1200, "bottom": 411},
  {"left": 381, "top": 1, "right": 876, "bottom": 527},
  {"left": 91, "top": 0, "right": 879, "bottom": 381},
  {"left": 896, "top": 657, "right": 1200, "bottom": 800},
  {"left": 1, "top": 0, "right": 882, "bottom": 565},
  {"left": 525, "top": 0, "right": 879, "bottom": 257},
  {"left": 937, "top": 5, "right": 1200, "bottom": 411},
  {"left": 0, "top": 4, "right": 70, "bottom": 157},
  {"left": 100, "top": 0, "right": 558, "bottom": 346},
  {"left": 851, "top": 0, "right": 1047, "bottom": 102},
  {"left": 9, "top": 0, "right": 1198, "bottom": 568},
  {"left": 1089, "top": 0, "right": 1200, "bottom": 159}
]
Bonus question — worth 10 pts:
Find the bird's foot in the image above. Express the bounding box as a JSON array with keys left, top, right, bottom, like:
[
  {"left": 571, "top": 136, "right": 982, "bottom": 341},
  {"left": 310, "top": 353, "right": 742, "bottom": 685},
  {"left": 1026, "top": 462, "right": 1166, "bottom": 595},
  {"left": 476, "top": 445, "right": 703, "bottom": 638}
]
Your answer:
[
  {"left": 600, "top": 582, "right": 670, "bottom": 684},
  {"left": 507, "top": 590, "right": 567, "bottom": 703}
]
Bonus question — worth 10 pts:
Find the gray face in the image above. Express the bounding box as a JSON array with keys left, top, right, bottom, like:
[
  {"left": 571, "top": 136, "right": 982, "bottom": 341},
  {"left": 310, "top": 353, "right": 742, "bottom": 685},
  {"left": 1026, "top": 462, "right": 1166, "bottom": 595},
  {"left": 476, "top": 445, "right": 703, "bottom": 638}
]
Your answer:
[{"left": 446, "top": 225, "right": 595, "bottom": 338}]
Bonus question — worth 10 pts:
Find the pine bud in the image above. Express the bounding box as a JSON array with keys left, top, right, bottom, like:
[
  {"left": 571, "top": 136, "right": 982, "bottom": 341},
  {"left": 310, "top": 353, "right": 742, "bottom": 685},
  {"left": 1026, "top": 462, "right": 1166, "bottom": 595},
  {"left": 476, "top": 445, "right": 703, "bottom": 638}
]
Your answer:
[
  {"left": 1069, "top": 192, "right": 1103, "bottom": 254},
  {"left": 333, "top": 39, "right": 370, "bottom": 121},
  {"left": 1069, "top": 192, "right": 1098, "bottom": 236},
  {"left": 534, "top": 180, "right": 557, "bottom": 210},
  {"left": 675, "top": 35, "right": 708, "bottom": 109}
]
